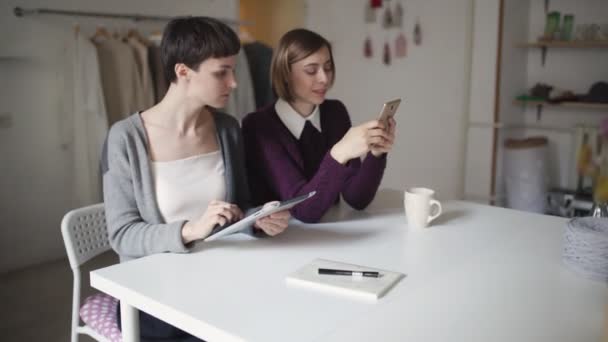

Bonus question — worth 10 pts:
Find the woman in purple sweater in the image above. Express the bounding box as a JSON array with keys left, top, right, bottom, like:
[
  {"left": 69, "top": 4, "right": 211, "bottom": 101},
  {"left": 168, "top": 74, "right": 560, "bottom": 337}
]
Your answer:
[{"left": 242, "top": 29, "right": 396, "bottom": 223}]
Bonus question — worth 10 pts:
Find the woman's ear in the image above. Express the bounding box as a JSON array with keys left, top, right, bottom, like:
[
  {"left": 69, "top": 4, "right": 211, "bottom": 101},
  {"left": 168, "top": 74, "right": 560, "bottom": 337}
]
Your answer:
[{"left": 174, "top": 63, "right": 190, "bottom": 82}]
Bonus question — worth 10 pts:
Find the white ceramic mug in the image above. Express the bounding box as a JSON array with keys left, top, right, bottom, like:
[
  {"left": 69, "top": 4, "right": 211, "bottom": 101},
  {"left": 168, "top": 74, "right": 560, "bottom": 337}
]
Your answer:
[{"left": 404, "top": 187, "right": 442, "bottom": 230}]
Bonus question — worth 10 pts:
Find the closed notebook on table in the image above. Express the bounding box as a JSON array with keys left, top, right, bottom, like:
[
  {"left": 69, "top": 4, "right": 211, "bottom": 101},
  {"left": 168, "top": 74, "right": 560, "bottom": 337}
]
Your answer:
[{"left": 285, "top": 258, "right": 405, "bottom": 302}]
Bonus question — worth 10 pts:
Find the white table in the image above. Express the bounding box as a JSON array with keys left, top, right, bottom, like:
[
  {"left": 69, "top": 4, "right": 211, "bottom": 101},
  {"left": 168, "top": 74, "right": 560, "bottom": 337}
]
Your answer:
[{"left": 91, "top": 189, "right": 608, "bottom": 342}]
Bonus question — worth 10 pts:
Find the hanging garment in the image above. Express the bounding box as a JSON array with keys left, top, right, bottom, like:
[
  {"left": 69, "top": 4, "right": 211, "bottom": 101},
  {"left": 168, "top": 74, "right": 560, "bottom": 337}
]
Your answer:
[
  {"left": 371, "top": 0, "right": 383, "bottom": 8},
  {"left": 383, "top": 40, "right": 391, "bottom": 65},
  {"left": 127, "top": 37, "right": 155, "bottom": 109},
  {"left": 243, "top": 41, "right": 275, "bottom": 109},
  {"left": 364, "top": 36, "right": 373, "bottom": 58},
  {"left": 69, "top": 30, "right": 110, "bottom": 206},
  {"left": 224, "top": 49, "right": 256, "bottom": 122},
  {"left": 148, "top": 45, "right": 169, "bottom": 103},
  {"left": 94, "top": 37, "right": 144, "bottom": 125}
]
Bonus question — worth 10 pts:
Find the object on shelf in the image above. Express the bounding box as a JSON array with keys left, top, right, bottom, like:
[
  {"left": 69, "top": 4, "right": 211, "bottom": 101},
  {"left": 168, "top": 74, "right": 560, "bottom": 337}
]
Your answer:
[
  {"left": 529, "top": 83, "right": 553, "bottom": 99},
  {"left": 561, "top": 14, "right": 574, "bottom": 41},
  {"left": 542, "top": 11, "right": 561, "bottom": 40},
  {"left": 547, "top": 90, "right": 578, "bottom": 104},
  {"left": 504, "top": 136, "right": 549, "bottom": 214},
  {"left": 583, "top": 81, "right": 608, "bottom": 104}
]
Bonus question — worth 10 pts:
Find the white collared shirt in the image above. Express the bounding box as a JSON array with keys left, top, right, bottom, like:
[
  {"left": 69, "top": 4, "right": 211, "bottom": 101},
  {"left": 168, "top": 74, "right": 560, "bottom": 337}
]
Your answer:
[{"left": 275, "top": 98, "right": 322, "bottom": 139}]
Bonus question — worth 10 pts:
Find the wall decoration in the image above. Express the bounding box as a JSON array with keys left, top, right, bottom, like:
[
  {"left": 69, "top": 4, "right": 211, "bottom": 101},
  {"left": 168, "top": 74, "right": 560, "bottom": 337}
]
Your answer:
[
  {"left": 382, "top": 5, "right": 394, "bottom": 29},
  {"left": 414, "top": 17, "right": 422, "bottom": 45},
  {"left": 365, "top": 1, "right": 377, "bottom": 23},
  {"left": 364, "top": 36, "right": 373, "bottom": 58},
  {"left": 394, "top": 2, "right": 404, "bottom": 28},
  {"left": 395, "top": 32, "right": 407, "bottom": 58},
  {"left": 383, "top": 40, "right": 391, "bottom": 65}
]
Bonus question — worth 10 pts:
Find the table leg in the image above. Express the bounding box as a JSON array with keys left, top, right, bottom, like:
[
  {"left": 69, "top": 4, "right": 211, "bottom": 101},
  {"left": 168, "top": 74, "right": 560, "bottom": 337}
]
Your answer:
[{"left": 120, "top": 301, "right": 140, "bottom": 342}]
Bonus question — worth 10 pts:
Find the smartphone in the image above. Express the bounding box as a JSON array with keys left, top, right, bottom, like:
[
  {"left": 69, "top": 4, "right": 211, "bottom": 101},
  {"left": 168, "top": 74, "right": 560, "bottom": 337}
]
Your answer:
[{"left": 377, "top": 98, "right": 401, "bottom": 128}]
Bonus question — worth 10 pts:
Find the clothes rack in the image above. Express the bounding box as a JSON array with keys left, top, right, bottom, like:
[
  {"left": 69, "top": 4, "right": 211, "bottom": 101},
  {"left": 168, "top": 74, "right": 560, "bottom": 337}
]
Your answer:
[{"left": 13, "top": 6, "right": 251, "bottom": 26}]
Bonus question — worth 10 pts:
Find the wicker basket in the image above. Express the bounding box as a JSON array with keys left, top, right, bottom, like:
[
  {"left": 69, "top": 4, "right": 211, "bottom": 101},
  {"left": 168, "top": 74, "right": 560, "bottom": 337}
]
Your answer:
[{"left": 563, "top": 217, "right": 608, "bottom": 282}]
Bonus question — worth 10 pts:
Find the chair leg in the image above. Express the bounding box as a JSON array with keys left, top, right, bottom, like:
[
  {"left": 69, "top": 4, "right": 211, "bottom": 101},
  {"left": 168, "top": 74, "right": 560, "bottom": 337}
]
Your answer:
[{"left": 71, "top": 278, "right": 81, "bottom": 342}]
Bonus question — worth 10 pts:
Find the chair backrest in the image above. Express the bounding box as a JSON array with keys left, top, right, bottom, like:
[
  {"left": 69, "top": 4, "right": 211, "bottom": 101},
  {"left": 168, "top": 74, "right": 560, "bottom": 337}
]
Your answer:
[
  {"left": 61, "top": 203, "right": 110, "bottom": 269},
  {"left": 61, "top": 203, "right": 112, "bottom": 342}
]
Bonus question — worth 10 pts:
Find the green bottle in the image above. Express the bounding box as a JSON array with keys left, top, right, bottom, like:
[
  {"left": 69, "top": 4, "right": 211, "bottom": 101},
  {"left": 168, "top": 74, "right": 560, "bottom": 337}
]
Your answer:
[
  {"left": 544, "top": 11, "right": 560, "bottom": 40},
  {"left": 561, "top": 14, "right": 574, "bottom": 41}
]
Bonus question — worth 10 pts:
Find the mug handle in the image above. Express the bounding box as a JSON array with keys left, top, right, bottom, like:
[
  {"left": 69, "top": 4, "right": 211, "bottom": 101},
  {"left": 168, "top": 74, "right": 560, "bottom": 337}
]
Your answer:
[{"left": 427, "top": 200, "right": 442, "bottom": 224}]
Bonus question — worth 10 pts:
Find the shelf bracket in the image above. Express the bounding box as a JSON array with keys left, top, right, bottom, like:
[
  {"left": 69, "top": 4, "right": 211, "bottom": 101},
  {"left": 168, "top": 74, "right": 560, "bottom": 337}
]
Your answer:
[
  {"left": 541, "top": 46, "right": 547, "bottom": 66},
  {"left": 536, "top": 104, "right": 543, "bottom": 121}
]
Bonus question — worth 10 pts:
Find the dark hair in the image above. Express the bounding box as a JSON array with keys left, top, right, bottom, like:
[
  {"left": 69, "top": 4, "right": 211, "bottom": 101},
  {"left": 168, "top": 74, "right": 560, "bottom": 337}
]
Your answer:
[
  {"left": 161, "top": 16, "right": 240, "bottom": 83},
  {"left": 271, "top": 28, "right": 335, "bottom": 102}
]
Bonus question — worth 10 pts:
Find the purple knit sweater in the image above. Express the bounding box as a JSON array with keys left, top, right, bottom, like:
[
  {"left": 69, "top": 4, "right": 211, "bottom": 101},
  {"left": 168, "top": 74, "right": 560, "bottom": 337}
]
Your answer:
[{"left": 242, "top": 99, "right": 387, "bottom": 223}]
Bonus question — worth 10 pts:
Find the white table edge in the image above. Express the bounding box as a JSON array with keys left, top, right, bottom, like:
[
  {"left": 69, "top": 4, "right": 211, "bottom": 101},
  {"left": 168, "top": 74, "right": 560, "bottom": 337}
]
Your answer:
[{"left": 91, "top": 268, "right": 247, "bottom": 342}]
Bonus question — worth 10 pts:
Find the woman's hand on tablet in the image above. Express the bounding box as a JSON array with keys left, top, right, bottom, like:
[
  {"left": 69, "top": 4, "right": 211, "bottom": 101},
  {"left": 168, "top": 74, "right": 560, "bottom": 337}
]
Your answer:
[
  {"left": 254, "top": 207, "right": 290, "bottom": 236},
  {"left": 182, "top": 200, "right": 243, "bottom": 243}
]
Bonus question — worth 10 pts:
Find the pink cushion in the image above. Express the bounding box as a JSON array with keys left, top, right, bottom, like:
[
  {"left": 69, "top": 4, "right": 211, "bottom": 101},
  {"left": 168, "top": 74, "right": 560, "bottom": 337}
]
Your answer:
[{"left": 79, "top": 293, "right": 122, "bottom": 342}]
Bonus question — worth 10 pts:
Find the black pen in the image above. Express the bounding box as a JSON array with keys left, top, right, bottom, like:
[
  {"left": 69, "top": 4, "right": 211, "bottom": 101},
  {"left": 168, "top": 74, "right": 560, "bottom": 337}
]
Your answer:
[{"left": 318, "top": 268, "right": 380, "bottom": 278}]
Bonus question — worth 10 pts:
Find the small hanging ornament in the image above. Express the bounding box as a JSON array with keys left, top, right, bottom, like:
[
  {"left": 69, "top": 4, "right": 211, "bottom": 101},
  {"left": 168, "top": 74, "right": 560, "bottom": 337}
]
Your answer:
[
  {"left": 370, "top": 0, "right": 383, "bottom": 9},
  {"left": 394, "top": 2, "right": 404, "bottom": 28},
  {"left": 365, "top": 1, "right": 377, "bottom": 23},
  {"left": 414, "top": 17, "right": 422, "bottom": 45},
  {"left": 364, "top": 36, "right": 373, "bottom": 58},
  {"left": 383, "top": 40, "right": 391, "bottom": 65},
  {"left": 382, "top": 5, "right": 394, "bottom": 29},
  {"left": 395, "top": 32, "right": 407, "bottom": 58}
]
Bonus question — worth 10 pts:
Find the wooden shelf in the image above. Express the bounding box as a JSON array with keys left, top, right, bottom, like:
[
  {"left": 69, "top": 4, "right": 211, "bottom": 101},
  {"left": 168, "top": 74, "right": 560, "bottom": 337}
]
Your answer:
[
  {"left": 517, "top": 40, "right": 608, "bottom": 66},
  {"left": 515, "top": 100, "right": 608, "bottom": 110},
  {"left": 0, "top": 56, "right": 26, "bottom": 61},
  {"left": 517, "top": 41, "right": 608, "bottom": 48},
  {"left": 514, "top": 99, "right": 608, "bottom": 121}
]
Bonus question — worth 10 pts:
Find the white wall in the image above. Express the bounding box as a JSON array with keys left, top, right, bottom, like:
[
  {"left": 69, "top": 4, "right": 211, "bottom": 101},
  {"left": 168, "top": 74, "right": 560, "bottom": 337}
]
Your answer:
[
  {"left": 305, "top": 0, "right": 473, "bottom": 200},
  {"left": 522, "top": 0, "right": 608, "bottom": 189},
  {"left": 0, "top": 0, "right": 238, "bottom": 273}
]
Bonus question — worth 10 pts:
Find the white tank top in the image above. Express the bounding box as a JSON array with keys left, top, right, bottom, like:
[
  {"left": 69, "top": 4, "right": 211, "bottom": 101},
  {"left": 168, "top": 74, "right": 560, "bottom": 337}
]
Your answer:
[{"left": 151, "top": 150, "right": 226, "bottom": 223}]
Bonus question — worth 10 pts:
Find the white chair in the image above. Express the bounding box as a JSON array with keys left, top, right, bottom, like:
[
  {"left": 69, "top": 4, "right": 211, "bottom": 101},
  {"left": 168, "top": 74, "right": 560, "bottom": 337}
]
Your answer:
[{"left": 61, "top": 203, "right": 121, "bottom": 342}]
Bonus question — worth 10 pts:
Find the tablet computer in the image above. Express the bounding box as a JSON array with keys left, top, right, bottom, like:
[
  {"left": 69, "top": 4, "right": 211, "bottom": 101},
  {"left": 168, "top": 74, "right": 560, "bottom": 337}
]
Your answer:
[{"left": 204, "top": 191, "right": 316, "bottom": 241}]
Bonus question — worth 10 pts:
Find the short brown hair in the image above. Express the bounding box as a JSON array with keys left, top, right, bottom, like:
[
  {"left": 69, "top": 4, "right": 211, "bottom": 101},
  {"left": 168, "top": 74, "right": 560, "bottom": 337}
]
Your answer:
[
  {"left": 271, "top": 29, "right": 335, "bottom": 102},
  {"left": 162, "top": 16, "right": 240, "bottom": 83}
]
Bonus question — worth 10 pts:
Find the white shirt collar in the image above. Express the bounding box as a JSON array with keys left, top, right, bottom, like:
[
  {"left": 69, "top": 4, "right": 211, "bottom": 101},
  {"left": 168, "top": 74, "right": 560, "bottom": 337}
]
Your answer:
[{"left": 275, "top": 98, "right": 321, "bottom": 139}]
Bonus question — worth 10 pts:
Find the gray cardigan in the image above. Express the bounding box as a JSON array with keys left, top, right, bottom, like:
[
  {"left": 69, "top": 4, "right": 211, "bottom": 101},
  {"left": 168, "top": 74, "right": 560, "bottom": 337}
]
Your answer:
[{"left": 102, "top": 112, "right": 254, "bottom": 262}]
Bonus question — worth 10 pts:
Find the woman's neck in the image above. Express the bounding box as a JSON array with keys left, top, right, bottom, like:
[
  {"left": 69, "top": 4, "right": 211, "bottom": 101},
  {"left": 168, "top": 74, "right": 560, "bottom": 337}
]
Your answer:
[
  {"left": 289, "top": 100, "right": 315, "bottom": 118},
  {"left": 149, "top": 85, "right": 212, "bottom": 135}
]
